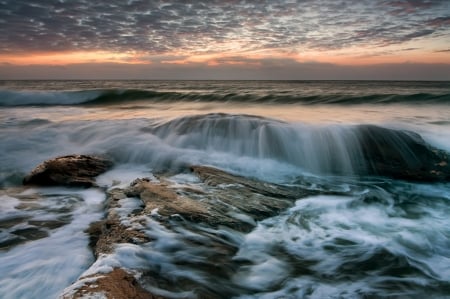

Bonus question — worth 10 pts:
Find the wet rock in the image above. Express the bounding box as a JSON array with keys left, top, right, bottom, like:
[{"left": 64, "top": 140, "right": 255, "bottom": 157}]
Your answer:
[
  {"left": 63, "top": 268, "right": 163, "bottom": 299},
  {"left": 190, "top": 165, "right": 316, "bottom": 221},
  {"left": 75, "top": 166, "right": 320, "bottom": 299},
  {"left": 15, "top": 202, "right": 43, "bottom": 211},
  {"left": 85, "top": 188, "right": 149, "bottom": 257},
  {"left": 66, "top": 189, "right": 161, "bottom": 298},
  {"left": 191, "top": 165, "right": 312, "bottom": 199},
  {"left": 85, "top": 218, "right": 150, "bottom": 258},
  {"left": 23, "top": 154, "right": 113, "bottom": 187},
  {"left": 356, "top": 125, "right": 450, "bottom": 181},
  {"left": 0, "top": 216, "right": 30, "bottom": 229},
  {"left": 11, "top": 227, "right": 49, "bottom": 240},
  {"left": 0, "top": 237, "right": 26, "bottom": 250},
  {"left": 122, "top": 166, "right": 318, "bottom": 232},
  {"left": 28, "top": 219, "right": 68, "bottom": 230},
  {"left": 126, "top": 178, "right": 251, "bottom": 231}
]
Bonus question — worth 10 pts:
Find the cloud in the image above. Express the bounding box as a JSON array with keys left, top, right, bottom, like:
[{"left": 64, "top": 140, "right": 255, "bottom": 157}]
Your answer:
[
  {"left": 383, "top": 0, "right": 437, "bottom": 15},
  {"left": 0, "top": 0, "right": 449, "bottom": 56},
  {"left": 426, "top": 16, "right": 450, "bottom": 28}
]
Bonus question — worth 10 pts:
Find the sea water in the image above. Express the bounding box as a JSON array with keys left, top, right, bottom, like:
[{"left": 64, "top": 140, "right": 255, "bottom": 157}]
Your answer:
[{"left": 0, "top": 80, "right": 449, "bottom": 298}]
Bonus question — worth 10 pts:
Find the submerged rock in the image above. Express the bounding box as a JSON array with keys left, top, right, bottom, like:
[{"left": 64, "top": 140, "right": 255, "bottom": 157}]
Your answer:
[
  {"left": 0, "top": 188, "right": 75, "bottom": 251},
  {"left": 356, "top": 125, "right": 450, "bottom": 181},
  {"left": 23, "top": 154, "right": 113, "bottom": 187}
]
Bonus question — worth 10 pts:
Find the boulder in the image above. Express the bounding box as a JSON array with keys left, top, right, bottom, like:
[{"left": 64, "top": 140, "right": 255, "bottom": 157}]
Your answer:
[
  {"left": 356, "top": 125, "right": 450, "bottom": 181},
  {"left": 23, "top": 154, "right": 113, "bottom": 187}
]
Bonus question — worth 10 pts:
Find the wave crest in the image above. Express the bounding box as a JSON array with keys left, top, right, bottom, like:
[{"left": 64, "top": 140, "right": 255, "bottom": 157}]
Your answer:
[
  {"left": 1, "top": 89, "right": 449, "bottom": 106},
  {"left": 145, "top": 113, "right": 449, "bottom": 180}
]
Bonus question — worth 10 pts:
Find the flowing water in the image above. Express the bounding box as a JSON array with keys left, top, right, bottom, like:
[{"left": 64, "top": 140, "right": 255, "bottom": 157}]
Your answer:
[{"left": 0, "top": 80, "right": 450, "bottom": 298}]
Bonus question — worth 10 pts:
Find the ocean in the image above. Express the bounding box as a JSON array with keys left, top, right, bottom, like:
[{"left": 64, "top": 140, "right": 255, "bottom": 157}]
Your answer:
[{"left": 0, "top": 80, "right": 450, "bottom": 298}]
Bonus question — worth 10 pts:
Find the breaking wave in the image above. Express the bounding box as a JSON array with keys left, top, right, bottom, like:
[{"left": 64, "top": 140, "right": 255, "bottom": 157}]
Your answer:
[
  {"left": 146, "top": 113, "right": 444, "bottom": 179},
  {"left": 2, "top": 112, "right": 446, "bottom": 185},
  {"left": 1, "top": 89, "right": 449, "bottom": 106}
]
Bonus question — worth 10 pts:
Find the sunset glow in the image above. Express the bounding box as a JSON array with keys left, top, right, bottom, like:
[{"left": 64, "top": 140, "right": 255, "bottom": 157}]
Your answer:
[
  {"left": 0, "top": 51, "right": 145, "bottom": 65},
  {"left": 0, "top": 0, "right": 449, "bottom": 79},
  {"left": 1, "top": 46, "right": 448, "bottom": 68}
]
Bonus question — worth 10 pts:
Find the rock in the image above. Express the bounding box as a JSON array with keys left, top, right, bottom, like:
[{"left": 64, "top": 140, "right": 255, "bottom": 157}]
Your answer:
[
  {"left": 117, "top": 166, "right": 319, "bottom": 232},
  {"left": 85, "top": 188, "right": 150, "bottom": 257},
  {"left": 191, "top": 165, "right": 311, "bottom": 199},
  {"left": 28, "top": 219, "right": 68, "bottom": 230},
  {"left": 356, "top": 125, "right": 450, "bottom": 181},
  {"left": 65, "top": 187, "right": 158, "bottom": 298},
  {"left": 62, "top": 268, "right": 163, "bottom": 299},
  {"left": 0, "top": 216, "right": 30, "bottom": 229},
  {"left": 85, "top": 218, "right": 150, "bottom": 258},
  {"left": 11, "top": 227, "right": 49, "bottom": 240},
  {"left": 23, "top": 154, "right": 113, "bottom": 187},
  {"left": 0, "top": 237, "right": 26, "bottom": 250},
  {"left": 125, "top": 178, "right": 253, "bottom": 232},
  {"left": 75, "top": 166, "right": 321, "bottom": 299}
]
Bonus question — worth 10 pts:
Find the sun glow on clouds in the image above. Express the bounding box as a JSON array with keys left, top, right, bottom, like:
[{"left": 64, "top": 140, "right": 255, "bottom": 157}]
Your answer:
[
  {"left": 2, "top": 3, "right": 449, "bottom": 56},
  {"left": 0, "top": 0, "right": 449, "bottom": 79},
  {"left": 2, "top": 45, "right": 448, "bottom": 69},
  {"left": 0, "top": 51, "right": 148, "bottom": 65},
  {"left": 156, "top": 45, "right": 449, "bottom": 68}
]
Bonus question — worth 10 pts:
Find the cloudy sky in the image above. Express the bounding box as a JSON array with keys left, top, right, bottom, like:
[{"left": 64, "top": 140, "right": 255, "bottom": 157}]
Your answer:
[{"left": 0, "top": 0, "right": 449, "bottom": 80}]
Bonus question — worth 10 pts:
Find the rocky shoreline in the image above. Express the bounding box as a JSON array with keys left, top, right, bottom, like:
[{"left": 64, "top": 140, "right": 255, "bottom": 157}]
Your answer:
[
  {"left": 11, "top": 138, "right": 450, "bottom": 298},
  {"left": 61, "top": 163, "right": 321, "bottom": 298}
]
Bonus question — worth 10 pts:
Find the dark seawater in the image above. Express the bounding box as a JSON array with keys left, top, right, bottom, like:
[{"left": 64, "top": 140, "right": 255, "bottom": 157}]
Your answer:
[
  {"left": 1, "top": 80, "right": 449, "bottom": 106},
  {"left": 0, "top": 80, "right": 450, "bottom": 298}
]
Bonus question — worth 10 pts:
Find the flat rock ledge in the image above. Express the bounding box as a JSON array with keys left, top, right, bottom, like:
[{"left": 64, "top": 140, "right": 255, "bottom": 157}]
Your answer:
[
  {"left": 63, "top": 165, "right": 320, "bottom": 298},
  {"left": 23, "top": 154, "right": 113, "bottom": 187}
]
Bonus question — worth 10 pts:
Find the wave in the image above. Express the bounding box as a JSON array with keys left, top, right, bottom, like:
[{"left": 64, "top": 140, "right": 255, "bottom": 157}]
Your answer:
[
  {"left": 0, "top": 90, "right": 102, "bottom": 106},
  {"left": 1, "top": 89, "right": 449, "bottom": 106},
  {"left": 146, "top": 113, "right": 448, "bottom": 179},
  {"left": 1, "top": 112, "right": 449, "bottom": 185},
  {"left": 0, "top": 113, "right": 450, "bottom": 181}
]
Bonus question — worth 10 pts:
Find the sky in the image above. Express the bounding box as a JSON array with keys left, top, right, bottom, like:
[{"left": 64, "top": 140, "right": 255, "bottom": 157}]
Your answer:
[{"left": 0, "top": 0, "right": 449, "bottom": 80}]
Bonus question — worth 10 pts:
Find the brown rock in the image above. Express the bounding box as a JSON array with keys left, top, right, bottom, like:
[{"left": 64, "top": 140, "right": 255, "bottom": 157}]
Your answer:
[
  {"left": 23, "top": 154, "right": 113, "bottom": 187},
  {"left": 127, "top": 179, "right": 211, "bottom": 219},
  {"left": 85, "top": 218, "right": 150, "bottom": 258},
  {"left": 125, "top": 178, "right": 250, "bottom": 231},
  {"left": 191, "top": 165, "right": 311, "bottom": 199},
  {"left": 85, "top": 188, "right": 149, "bottom": 257},
  {"left": 76, "top": 166, "right": 320, "bottom": 298},
  {"left": 122, "top": 166, "right": 318, "bottom": 232},
  {"left": 67, "top": 268, "right": 163, "bottom": 299}
]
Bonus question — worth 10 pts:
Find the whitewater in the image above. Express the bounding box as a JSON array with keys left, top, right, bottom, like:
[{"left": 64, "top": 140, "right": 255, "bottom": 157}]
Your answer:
[{"left": 0, "top": 80, "right": 450, "bottom": 298}]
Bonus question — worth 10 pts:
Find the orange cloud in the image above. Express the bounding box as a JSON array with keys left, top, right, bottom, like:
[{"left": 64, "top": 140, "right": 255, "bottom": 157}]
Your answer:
[
  {"left": 0, "top": 51, "right": 149, "bottom": 65},
  {"left": 1, "top": 46, "right": 449, "bottom": 68},
  {"left": 291, "top": 45, "right": 450, "bottom": 66}
]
